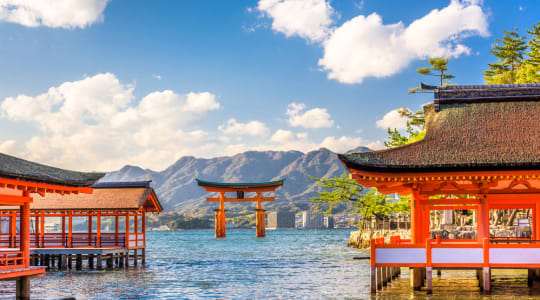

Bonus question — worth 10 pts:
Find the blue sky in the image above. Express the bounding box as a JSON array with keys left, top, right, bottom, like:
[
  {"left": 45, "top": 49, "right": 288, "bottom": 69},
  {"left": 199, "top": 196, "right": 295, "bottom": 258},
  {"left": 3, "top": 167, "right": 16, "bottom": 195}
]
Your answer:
[{"left": 0, "top": 0, "right": 538, "bottom": 172}]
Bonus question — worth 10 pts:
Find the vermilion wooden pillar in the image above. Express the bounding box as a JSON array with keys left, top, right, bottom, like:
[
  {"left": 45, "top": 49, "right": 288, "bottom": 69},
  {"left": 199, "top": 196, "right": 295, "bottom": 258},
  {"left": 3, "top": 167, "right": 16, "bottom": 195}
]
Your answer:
[
  {"left": 20, "top": 201, "right": 30, "bottom": 267},
  {"left": 410, "top": 190, "right": 423, "bottom": 244},
  {"left": 68, "top": 211, "right": 73, "bottom": 247},
  {"left": 96, "top": 212, "right": 101, "bottom": 247},
  {"left": 255, "top": 209, "right": 266, "bottom": 238},
  {"left": 410, "top": 189, "right": 424, "bottom": 290},
  {"left": 214, "top": 209, "right": 226, "bottom": 238},
  {"left": 477, "top": 195, "right": 489, "bottom": 241}
]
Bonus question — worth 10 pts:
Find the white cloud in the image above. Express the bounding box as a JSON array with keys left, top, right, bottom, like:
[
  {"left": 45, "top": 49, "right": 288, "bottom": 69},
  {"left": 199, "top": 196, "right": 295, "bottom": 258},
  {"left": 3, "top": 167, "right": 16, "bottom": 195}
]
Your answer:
[
  {"left": 265, "top": 129, "right": 379, "bottom": 154},
  {"left": 0, "top": 140, "right": 16, "bottom": 154},
  {"left": 319, "top": 0, "right": 488, "bottom": 83},
  {"left": 319, "top": 136, "right": 364, "bottom": 153},
  {"left": 0, "top": 73, "right": 220, "bottom": 171},
  {"left": 257, "top": 0, "right": 335, "bottom": 42},
  {"left": 0, "top": 0, "right": 109, "bottom": 29},
  {"left": 366, "top": 140, "right": 384, "bottom": 150},
  {"left": 152, "top": 74, "right": 162, "bottom": 80},
  {"left": 218, "top": 118, "right": 269, "bottom": 136},
  {"left": 258, "top": 0, "right": 488, "bottom": 84},
  {"left": 286, "top": 102, "right": 334, "bottom": 128},
  {"left": 376, "top": 108, "right": 409, "bottom": 130}
]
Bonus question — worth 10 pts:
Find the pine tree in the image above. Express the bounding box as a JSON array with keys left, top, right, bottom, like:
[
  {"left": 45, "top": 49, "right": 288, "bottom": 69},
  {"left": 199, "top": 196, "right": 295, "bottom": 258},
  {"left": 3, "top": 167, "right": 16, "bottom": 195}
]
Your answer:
[
  {"left": 416, "top": 57, "right": 455, "bottom": 86},
  {"left": 484, "top": 29, "right": 528, "bottom": 84},
  {"left": 526, "top": 22, "right": 540, "bottom": 67}
]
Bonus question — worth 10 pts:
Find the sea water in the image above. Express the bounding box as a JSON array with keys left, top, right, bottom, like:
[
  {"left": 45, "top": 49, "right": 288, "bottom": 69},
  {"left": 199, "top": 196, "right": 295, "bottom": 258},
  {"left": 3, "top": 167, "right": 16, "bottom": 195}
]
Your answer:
[
  {"left": 2, "top": 230, "right": 369, "bottom": 299},
  {"left": 2, "top": 230, "right": 538, "bottom": 299}
]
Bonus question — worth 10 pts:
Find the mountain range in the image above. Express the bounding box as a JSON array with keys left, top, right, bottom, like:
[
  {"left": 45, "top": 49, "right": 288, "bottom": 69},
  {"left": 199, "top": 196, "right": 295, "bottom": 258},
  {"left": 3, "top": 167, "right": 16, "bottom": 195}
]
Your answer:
[{"left": 102, "top": 147, "right": 372, "bottom": 216}]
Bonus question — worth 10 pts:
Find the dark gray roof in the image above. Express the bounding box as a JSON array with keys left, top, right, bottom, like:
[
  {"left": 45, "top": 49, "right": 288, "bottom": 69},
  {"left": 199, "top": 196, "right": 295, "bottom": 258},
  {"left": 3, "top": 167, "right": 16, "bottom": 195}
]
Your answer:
[
  {"left": 0, "top": 153, "right": 105, "bottom": 187},
  {"left": 340, "top": 84, "right": 540, "bottom": 173},
  {"left": 434, "top": 84, "right": 540, "bottom": 111},
  {"left": 91, "top": 181, "right": 152, "bottom": 189}
]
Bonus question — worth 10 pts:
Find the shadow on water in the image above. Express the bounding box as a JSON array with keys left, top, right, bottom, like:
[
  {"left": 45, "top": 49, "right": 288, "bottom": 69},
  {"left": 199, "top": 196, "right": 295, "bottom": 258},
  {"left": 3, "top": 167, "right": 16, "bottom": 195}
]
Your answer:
[{"left": 375, "top": 268, "right": 540, "bottom": 300}]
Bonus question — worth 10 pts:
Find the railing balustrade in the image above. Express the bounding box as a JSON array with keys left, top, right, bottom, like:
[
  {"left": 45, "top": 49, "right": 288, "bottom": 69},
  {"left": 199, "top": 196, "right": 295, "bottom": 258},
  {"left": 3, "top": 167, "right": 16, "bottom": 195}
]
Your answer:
[
  {"left": 0, "top": 251, "right": 24, "bottom": 270},
  {"left": 372, "top": 235, "right": 540, "bottom": 268}
]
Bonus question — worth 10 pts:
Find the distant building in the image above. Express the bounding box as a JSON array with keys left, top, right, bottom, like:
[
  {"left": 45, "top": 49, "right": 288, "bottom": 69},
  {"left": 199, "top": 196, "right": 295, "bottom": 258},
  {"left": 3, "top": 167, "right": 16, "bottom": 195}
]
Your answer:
[
  {"left": 267, "top": 210, "right": 295, "bottom": 229},
  {"left": 302, "top": 211, "right": 324, "bottom": 229},
  {"left": 324, "top": 216, "right": 334, "bottom": 229}
]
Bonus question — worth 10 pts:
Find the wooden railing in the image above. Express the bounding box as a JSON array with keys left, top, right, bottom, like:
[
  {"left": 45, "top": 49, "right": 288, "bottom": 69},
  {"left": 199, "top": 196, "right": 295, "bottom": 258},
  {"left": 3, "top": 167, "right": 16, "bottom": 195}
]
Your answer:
[
  {"left": 0, "top": 233, "right": 127, "bottom": 248},
  {"left": 372, "top": 235, "right": 540, "bottom": 268},
  {"left": 0, "top": 251, "right": 24, "bottom": 270}
]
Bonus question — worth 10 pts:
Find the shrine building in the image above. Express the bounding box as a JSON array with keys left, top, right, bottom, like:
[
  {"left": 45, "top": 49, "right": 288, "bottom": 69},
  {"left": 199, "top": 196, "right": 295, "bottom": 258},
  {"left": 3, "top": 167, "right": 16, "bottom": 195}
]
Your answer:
[
  {"left": 339, "top": 84, "right": 540, "bottom": 294},
  {"left": 0, "top": 152, "right": 104, "bottom": 298}
]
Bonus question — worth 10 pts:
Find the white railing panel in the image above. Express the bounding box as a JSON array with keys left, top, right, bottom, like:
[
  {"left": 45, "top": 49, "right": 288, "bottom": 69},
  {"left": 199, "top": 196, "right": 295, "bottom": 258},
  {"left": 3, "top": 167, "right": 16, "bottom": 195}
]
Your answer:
[
  {"left": 376, "top": 248, "right": 426, "bottom": 264},
  {"left": 490, "top": 248, "right": 540, "bottom": 264},
  {"left": 432, "top": 248, "right": 483, "bottom": 264},
  {"left": 137, "top": 240, "right": 144, "bottom": 246},
  {"left": 137, "top": 234, "right": 144, "bottom": 240},
  {"left": 128, "top": 241, "right": 136, "bottom": 247}
]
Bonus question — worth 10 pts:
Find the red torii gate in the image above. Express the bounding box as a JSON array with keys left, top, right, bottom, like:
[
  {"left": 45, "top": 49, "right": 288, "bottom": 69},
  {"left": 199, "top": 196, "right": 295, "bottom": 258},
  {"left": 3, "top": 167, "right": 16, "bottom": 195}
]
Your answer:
[{"left": 196, "top": 179, "right": 285, "bottom": 238}]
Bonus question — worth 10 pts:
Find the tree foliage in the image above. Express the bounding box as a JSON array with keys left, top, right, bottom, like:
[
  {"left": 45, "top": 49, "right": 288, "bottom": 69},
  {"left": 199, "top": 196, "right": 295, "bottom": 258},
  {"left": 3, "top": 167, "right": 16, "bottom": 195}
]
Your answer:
[
  {"left": 484, "top": 25, "right": 540, "bottom": 84},
  {"left": 416, "top": 57, "right": 455, "bottom": 86},
  {"left": 384, "top": 108, "right": 425, "bottom": 148},
  {"left": 309, "top": 172, "right": 410, "bottom": 233},
  {"left": 409, "top": 57, "right": 455, "bottom": 93}
]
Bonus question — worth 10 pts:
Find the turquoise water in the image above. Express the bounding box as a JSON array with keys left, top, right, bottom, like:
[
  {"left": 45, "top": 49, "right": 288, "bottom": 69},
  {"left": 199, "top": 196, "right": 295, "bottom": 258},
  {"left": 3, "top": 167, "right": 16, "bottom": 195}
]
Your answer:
[{"left": 1, "top": 230, "right": 371, "bottom": 299}]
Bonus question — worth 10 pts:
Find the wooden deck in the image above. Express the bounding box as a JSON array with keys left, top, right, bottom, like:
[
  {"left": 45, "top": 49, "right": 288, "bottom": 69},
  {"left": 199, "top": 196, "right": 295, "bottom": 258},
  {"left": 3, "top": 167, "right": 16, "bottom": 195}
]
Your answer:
[
  {"left": 1, "top": 247, "right": 144, "bottom": 270},
  {"left": 0, "top": 266, "right": 45, "bottom": 280}
]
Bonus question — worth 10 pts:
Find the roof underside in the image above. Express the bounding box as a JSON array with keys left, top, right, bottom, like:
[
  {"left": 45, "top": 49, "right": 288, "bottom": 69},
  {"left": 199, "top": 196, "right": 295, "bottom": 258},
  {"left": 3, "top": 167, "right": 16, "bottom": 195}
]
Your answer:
[
  {"left": 341, "top": 84, "right": 540, "bottom": 173},
  {"left": 0, "top": 153, "right": 105, "bottom": 187},
  {"left": 196, "top": 178, "right": 285, "bottom": 189}
]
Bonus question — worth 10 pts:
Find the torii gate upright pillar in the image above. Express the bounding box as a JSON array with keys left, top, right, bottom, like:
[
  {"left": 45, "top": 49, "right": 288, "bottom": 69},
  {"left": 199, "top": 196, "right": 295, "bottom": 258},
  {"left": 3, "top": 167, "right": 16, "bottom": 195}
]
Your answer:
[
  {"left": 255, "top": 192, "right": 266, "bottom": 238},
  {"left": 215, "top": 192, "right": 227, "bottom": 238}
]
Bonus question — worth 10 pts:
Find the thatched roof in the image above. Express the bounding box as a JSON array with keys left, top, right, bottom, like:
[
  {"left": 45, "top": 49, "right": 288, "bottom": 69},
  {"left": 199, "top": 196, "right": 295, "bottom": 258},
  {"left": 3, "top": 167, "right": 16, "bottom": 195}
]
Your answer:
[
  {"left": 340, "top": 84, "right": 540, "bottom": 173},
  {"left": 0, "top": 152, "right": 104, "bottom": 187},
  {"left": 19, "top": 181, "right": 162, "bottom": 212}
]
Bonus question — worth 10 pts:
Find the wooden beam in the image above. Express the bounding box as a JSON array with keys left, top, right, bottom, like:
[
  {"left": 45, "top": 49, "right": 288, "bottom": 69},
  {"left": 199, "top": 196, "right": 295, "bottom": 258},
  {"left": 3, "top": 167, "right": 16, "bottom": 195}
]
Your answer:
[
  {"left": 0, "top": 195, "right": 33, "bottom": 205},
  {"left": 201, "top": 186, "right": 280, "bottom": 193},
  {"left": 0, "top": 178, "right": 94, "bottom": 195},
  {"left": 420, "top": 198, "right": 480, "bottom": 205},
  {"left": 206, "top": 196, "right": 275, "bottom": 202},
  {"left": 429, "top": 205, "right": 478, "bottom": 210}
]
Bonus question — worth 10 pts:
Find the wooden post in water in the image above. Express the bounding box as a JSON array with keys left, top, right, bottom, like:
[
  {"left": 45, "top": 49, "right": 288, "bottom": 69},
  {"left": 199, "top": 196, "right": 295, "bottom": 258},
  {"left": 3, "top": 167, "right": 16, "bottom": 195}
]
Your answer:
[
  {"left": 133, "top": 249, "right": 138, "bottom": 266},
  {"left": 214, "top": 209, "right": 226, "bottom": 238},
  {"left": 89, "top": 254, "right": 95, "bottom": 269},
  {"left": 97, "top": 254, "right": 103, "bottom": 270},
  {"left": 370, "top": 239, "right": 377, "bottom": 293},
  {"left": 119, "top": 253, "right": 124, "bottom": 268},
  {"left": 16, "top": 276, "right": 30, "bottom": 300},
  {"left": 376, "top": 267, "right": 383, "bottom": 290},
  {"left": 411, "top": 268, "right": 423, "bottom": 290},
  {"left": 426, "top": 267, "right": 433, "bottom": 294},
  {"left": 382, "top": 267, "right": 388, "bottom": 286},
  {"left": 142, "top": 248, "right": 146, "bottom": 264},
  {"left": 528, "top": 269, "right": 535, "bottom": 287},
  {"left": 483, "top": 238, "right": 490, "bottom": 293},
  {"left": 76, "top": 254, "right": 82, "bottom": 270},
  {"left": 255, "top": 209, "right": 266, "bottom": 238}
]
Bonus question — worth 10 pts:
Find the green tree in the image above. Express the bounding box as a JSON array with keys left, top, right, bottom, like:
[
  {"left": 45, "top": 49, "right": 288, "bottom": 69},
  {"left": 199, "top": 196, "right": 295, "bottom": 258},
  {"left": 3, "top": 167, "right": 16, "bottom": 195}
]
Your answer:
[
  {"left": 484, "top": 29, "right": 528, "bottom": 84},
  {"left": 309, "top": 172, "right": 410, "bottom": 233},
  {"left": 526, "top": 22, "right": 540, "bottom": 67},
  {"left": 409, "top": 57, "right": 455, "bottom": 94},
  {"left": 416, "top": 57, "right": 455, "bottom": 86},
  {"left": 383, "top": 108, "right": 425, "bottom": 148}
]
